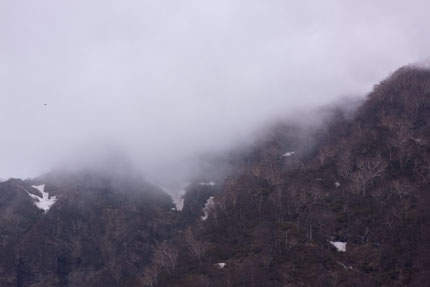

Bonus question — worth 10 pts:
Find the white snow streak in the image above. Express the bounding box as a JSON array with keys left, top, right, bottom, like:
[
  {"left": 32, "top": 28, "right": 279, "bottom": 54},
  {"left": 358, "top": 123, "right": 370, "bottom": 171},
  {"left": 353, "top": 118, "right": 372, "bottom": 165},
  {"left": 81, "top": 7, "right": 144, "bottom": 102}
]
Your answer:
[
  {"left": 27, "top": 184, "right": 57, "bottom": 213},
  {"left": 330, "top": 241, "right": 347, "bottom": 252},
  {"left": 162, "top": 185, "right": 187, "bottom": 211},
  {"left": 172, "top": 195, "right": 184, "bottom": 211},
  {"left": 282, "top": 151, "right": 295, "bottom": 157},
  {"left": 215, "top": 263, "right": 226, "bottom": 269},
  {"left": 201, "top": 196, "right": 214, "bottom": 221}
]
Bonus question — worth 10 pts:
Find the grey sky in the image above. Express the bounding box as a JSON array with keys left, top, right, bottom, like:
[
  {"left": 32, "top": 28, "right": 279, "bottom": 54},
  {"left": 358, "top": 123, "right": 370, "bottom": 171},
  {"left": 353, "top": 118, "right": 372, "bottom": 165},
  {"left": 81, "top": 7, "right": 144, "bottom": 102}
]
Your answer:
[{"left": 1, "top": 0, "right": 430, "bottom": 182}]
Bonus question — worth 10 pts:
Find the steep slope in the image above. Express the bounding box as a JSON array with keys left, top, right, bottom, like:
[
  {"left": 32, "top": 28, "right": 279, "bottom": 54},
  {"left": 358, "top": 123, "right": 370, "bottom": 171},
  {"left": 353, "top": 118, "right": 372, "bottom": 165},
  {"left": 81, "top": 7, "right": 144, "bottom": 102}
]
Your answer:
[
  {"left": 0, "top": 170, "right": 174, "bottom": 287},
  {"left": 1, "top": 65, "right": 430, "bottom": 287},
  {"left": 153, "top": 66, "right": 430, "bottom": 287}
]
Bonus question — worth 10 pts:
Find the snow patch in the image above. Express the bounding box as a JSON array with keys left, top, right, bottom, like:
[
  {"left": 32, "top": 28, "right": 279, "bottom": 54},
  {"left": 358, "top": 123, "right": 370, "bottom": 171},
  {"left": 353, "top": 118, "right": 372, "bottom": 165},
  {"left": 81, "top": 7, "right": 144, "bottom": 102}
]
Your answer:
[
  {"left": 335, "top": 182, "right": 341, "bottom": 188},
  {"left": 201, "top": 196, "right": 214, "bottom": 221},
  {"left": 330, "top": 241, "right": 347, "bottom": 252},
  {"left": 199, "top": 181, "right": 216, "bottom": 186},
  {"left": 162, "top": 184, "right": 187, "bottom": 211},
  {"left": 215, "top": 262, "right": 226, "bottom": 269},
  {"left": 282, "top": 151, "right": 295, "bottom": 157},
  {"left": 171, "top": 194, "right": 185, "bottom": 211},
  {"left": 27, "top": 184, "right": 57, "bottom": 213}
]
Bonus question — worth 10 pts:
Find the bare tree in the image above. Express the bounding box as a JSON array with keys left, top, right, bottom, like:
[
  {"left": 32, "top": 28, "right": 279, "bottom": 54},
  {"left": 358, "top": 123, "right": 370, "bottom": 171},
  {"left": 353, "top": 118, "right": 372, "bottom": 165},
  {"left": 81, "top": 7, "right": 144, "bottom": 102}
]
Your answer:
[
  {"left": 307, "top": 186, "right": 323, "bottom": 205},
  {"left": 259, "top": 250, "right": 273, "bottom": 270},
  {"left": 399, "top": 196, "right": 411, "bottom": 222},
  {"left": 381, "top": 116, "right": 411, "bottom": 149},
  {"left": 153, "top": 241, "right": 178, "bottom": 275},
  {"left": 350, "top": 171, "right": 369, "bottom": 196},
  {"left": 252, "top": 190, "right": 265, "bottom": 219},
  {"left": 351, "top": 155, "right": 387, "bottom": 196},
  {"left": 141, "top": 265, "right": 159, "bottom": 287},
  {"left": 413, "top": 163, "right": 429, "bottom": 187},
  {"left": 329, "top": 270, "right": 340, "bottom": 287},
  {"left": 392, "top": 180, "right": 413, "bottom": 197},
  {"left": 352, "top": 123, "right": 365, "bottom": 140},
  {"left": 285, "top": 183, "right": 301, "bottom": 217},
  {"left": 214, "top": 194, "right": 228, "bottom": 215},
  {"left": 317, "top": 145, "right": 334, "bottom": 165},
  {"left": 110, "top": 262, "right": 122, "bottom": 287},
  {"left": 381, "top": 116, "right": 413, "bottom": 170},
  {"left": 337, "top": 149, "right": 353, "bottom": 179},
  {"left": 184, "top": 227, "right": 207, "bottom": 264},
  {"left": 269, "top": 187, "right": 284, "bottom": 222},
  {"left": 285, "top": 230, "right": 298, "bottom": 251}
]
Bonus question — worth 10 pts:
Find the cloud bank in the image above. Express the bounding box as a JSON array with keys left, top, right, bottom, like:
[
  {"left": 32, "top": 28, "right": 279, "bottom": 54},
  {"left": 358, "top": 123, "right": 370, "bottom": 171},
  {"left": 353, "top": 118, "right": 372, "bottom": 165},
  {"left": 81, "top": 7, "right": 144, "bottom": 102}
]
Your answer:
[{"left": 1, "top": 0, "right": 430, "bottom": 183}]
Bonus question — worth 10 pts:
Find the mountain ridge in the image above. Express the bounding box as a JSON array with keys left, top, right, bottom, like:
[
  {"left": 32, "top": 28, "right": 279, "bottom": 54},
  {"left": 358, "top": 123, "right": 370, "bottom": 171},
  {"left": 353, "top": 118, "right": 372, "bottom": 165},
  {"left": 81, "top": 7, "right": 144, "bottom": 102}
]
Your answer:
[{"left": 1, "top": 65, "right": 430, "bottom": 286}]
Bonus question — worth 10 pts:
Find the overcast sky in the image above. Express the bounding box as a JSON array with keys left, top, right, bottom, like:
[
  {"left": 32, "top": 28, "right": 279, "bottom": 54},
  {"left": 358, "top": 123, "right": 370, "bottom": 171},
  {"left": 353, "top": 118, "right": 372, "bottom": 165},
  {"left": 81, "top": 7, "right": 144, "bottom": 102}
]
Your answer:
[{"left": 1, "top": 0, "right": 430, "bottom": 183}]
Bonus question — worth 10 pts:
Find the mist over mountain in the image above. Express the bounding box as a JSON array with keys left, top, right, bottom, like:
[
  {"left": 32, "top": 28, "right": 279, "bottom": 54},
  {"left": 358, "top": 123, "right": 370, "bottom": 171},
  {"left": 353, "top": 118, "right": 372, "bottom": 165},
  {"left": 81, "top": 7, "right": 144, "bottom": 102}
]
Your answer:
[
  {"left": 2, "top": 1, "right": 430, "bottom": 286},
  {"left": 1, "top": 65, "right": 430, "bottom": 286},
  {"left": 1, "top": 0, "right": 430, "bottom": 183}
]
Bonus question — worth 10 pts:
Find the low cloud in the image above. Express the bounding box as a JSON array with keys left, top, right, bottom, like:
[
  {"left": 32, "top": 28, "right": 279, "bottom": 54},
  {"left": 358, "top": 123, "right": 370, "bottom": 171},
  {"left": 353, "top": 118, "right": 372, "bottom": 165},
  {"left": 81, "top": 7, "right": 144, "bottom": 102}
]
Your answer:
[{"left": 1, "top": 0, "right": 429, "bottom": 184}]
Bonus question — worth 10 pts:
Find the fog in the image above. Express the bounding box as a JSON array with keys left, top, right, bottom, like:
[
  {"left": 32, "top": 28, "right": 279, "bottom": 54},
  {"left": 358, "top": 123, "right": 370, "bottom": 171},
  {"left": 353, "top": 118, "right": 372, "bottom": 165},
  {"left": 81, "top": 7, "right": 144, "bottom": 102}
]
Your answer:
[{"left": 1, "top": 0, "right": 430, "bottom": 185}]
